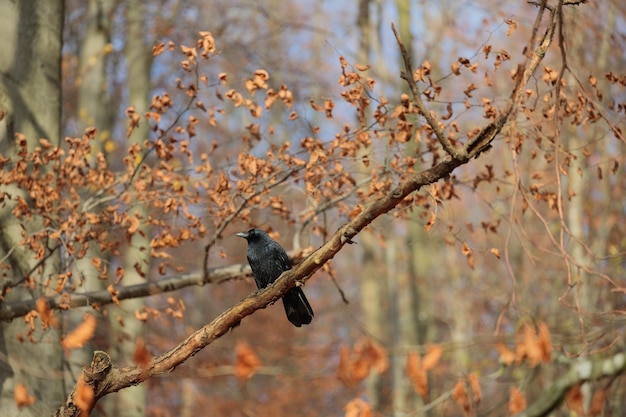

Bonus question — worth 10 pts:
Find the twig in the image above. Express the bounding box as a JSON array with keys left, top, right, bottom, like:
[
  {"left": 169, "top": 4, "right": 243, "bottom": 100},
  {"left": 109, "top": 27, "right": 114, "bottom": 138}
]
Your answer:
[{"left": 390, "top": 23, "right": 467, "bottom": 161}]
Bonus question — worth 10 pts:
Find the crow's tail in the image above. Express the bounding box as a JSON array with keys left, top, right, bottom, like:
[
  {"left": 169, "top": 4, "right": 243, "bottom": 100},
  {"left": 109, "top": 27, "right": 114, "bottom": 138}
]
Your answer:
[{"left": 282, "top": 287, "right": 314, "bottom": 327}]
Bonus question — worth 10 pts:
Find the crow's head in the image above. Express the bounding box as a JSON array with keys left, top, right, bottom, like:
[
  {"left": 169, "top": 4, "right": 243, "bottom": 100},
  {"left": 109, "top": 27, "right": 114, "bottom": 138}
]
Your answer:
[{"left": 235, "top": 228, "right": 268, "bottom": 243}]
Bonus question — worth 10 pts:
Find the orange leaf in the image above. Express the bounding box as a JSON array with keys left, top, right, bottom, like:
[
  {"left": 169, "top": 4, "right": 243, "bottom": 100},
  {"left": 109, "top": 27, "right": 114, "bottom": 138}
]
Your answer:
[
  {"left": 496, "top": 342, "right": 516, "bottom": 366},
  {"left": 451, "top": 61, "right": 461, "bottom": 76},
  {"left": 461, "top": 242, "right": 475, "bottom": 269},
  {"left": 452, "top": 379, "right": 471, "bottom": 413},
  {"left": 509, "top": 386, "right": 526, "bottom": 414},
  {"left": 75, "top": 377, "right": 95, "bottom": 416},
  {"left": 359, "top": 339, "right": 388, "bottom": 373},
  {"left": 538, "top": 322, "right": 553, "bottom": 362},
  {"left": 133, "top": 337, "right": 152, "bottom": 370},
  {"left": 338, "top": 340, "right": 387, "bottom": 387},
  {"left": 324, "top": 98, "right": 335, "bottom": 119},
  {"left": 505, "top": 19, "right": 518, "bottom": 36},
  {"left": 406, "top": 352, "right": 428, "bottom": 398},
  {"left": 62, "top": 314, "right": 97, "bottom": 350},
  {"left": 589, "top": 388, "right": 606, "bottom": 416},
  {"left": 468, "top": 373, "right": 481, "bottom": 404},
  {"left": 337, "top": 345, "right": 354, "bottom": 386},
  {"left": 36, "top": 297, "right": 59, "bottom": 329},
  {"left": 424, "top": 212, "right": 436, "bottom": 233},
  {"left": 152, "top": 41, "right": 165, "bottom": 57},
  {"left": 518, "top": 325, "right": 543, "bottom": 367},
  {"left": 344, "top": 398, "right": 372, "bottom": 417},
  {"left": 235, "top": 341, "right": 261, "bottom": 380},
  {"left": 422, "top": 344, "right": 443, "bottom": 370},
  {"left": 14, "top": 382, "right": 36, "bottom": 408},
  {"left": 565, "top": 384, "right": 584, "bottom": 415}
]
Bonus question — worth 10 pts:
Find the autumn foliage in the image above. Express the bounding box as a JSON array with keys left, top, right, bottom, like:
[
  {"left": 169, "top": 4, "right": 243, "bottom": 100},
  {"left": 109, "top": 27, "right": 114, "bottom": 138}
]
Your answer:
[{"left": 2, "top": 1, "right": 626, "bottom": 417}]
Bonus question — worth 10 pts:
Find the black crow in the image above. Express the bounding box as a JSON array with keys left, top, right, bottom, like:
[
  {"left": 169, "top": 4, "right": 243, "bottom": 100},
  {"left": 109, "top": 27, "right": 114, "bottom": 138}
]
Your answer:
[{"left": 236, "top": 228, "right": 314, "bottom": 327}]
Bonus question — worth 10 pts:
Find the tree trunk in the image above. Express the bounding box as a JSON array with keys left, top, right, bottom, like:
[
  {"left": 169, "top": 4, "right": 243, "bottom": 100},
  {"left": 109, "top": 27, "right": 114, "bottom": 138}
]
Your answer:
[
  {"left": 0, "top": 1, "right": 65, "bottom": 415},
  {"left": 102, "top": 2, "right": 152, "bottom": 415}
]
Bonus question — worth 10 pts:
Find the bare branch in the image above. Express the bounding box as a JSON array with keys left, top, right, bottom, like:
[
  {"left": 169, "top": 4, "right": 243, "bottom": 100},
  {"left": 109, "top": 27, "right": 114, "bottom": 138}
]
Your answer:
[
  {"left": 515, "top": 352, "right": 626, "bottom": 417},
  {"left": 390, "top": 23, "right": 467, "bottom": 161},
  {"left": 0, "top": 262, "right": 251, "bottom": 321}
]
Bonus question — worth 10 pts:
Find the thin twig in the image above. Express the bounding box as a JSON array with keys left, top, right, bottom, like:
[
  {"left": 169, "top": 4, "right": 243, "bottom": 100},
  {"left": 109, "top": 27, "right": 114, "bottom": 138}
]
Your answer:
[{"left": 390, "top": 22, "right": 467, "bottom": 161}]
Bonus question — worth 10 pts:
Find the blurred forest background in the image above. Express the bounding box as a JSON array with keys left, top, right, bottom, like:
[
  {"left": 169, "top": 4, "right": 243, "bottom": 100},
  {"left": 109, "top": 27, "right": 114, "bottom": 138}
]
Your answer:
[{"left": 0, "top": 0, "right": 625, "bottom": 416}]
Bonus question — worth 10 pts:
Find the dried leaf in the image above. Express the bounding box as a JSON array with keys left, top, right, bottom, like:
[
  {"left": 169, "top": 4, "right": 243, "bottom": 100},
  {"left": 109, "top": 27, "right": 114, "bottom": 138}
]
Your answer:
[
  {"left": 509, "top": 386, "right": 526, "bottom": 414},
  {"left": 452, "top": 379, "right": 471, "bottom": 413},
  {"left": 235, "top": 341, "right": 261, "bottom": 380},
  {"left": 468, "top": 373, "right": 481, "bottom": 404},
  {"left": 62, "top": 314, "right": 97, "bottom": 350},
  {"left": 451, "top": 61, "right": 461, "bottom": 76},
  {"left": 496, "top": 342, "right": 516, "bottom": 366},
  {"left": 133, "top": 337, "right": 152, "bottom": 370},
  {"left": 490, "top": 247, "right": 501, "bottom": 259},
  {"left": 537, "top": 322, "right": 552, "bottom": 362},
  {"left": 566, "top": 384, "right": 584, "bottom": 414},
  {"left": 152, "top": 41, "right": 165, "bottom": 57},
  {"left": 344, "top": 398, "right": 372, "bottom": 417},
  {"left": 406, "top": 352, "right": 428, "bottom": 398},
  {"left": 75, "top": 377, "right": 95, "bottom": 416},
  {"left": 14, "top": 382, "right": 36, "bottom": 408},
  {"left": 505, "top": 19, "right": 518, "bottom": 36},
  {"left": 589, "top": 388, "right": 606, "bottom": 416},
  {"left": 461, "top": 242, "right": 475, "bottom": 269},
  {"left": 424, "top": 212, "right": 436, "bottom": 232},
  {"left": 36, "top": 297, "right": 59, "bottom": 329},
  {"left": 422, "top": 344, "right": 443, "bottom": 370}
]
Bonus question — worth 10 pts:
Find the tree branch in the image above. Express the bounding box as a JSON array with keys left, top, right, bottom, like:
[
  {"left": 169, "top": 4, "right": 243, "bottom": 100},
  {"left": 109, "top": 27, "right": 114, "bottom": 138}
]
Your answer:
[
  {"left": 515, "top": 352, "right": 626, "bottom": 417},
  {"left": 390, "top": 23, "right": 466, "bottom": 161},
  {"left": 0, "top": 262, "right": 252, "bottom": 321}
]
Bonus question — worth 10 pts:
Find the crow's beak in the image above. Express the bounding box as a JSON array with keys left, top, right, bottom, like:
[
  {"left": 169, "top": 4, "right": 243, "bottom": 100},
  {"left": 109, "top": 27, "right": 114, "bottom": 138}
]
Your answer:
[{"left": 236, "top": 232, "right": 248, "bottom": 239}]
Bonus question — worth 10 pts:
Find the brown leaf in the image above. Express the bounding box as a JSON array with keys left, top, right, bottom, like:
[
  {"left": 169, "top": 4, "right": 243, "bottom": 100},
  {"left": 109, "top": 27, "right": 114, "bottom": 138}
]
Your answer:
[
  {"left": 517, "top": 325, "right": 543, "bottom": 367},
  {"left": 451, "top": 61, "right": 461, "bottom": 76},
  {"left": 324, "top": 98, "right": 335, "bottom": 119},
  {"left": 36, "top": 297, "right": 59, "bottom": 329},
  {"left": 452, "top": 379, "right": 471, "bottom": 413},
  {"left": 490, "top": 247, "right": 501, "bottom": 259},
  {"left": 505, "top": 19, "right": 517, "bottom": 36},
  {"left": 496, "top": 342, "right": 516, "bottom": 366},
  {"left": 422, "top": 344, "right": 443, "bottom": 370},
  {"left": 565, "top": 384, "right": 584, "bottom": 414},
  {"left": 537, "top": 322, "right": 552, "bottom": 362},
  {"left": 337, "top": 345, "right": 354, "bottom": 386},
  {"left": 62, "top": 314, "right": 97, "bottom": 350},
  {"left": 461, "top": 242, "right": 475, "bottom": 269},
  {"left": 424, "top": 212, "right": 436, "bottom": 233},
  {"left": 509, "top": 386, "right": 526, "bottom": 414},
  {"left": 463, "top": 83, "right": 478, "bottom": 98},
  {"left": 406, "top": 352, "right": 428, "bottom": 398},
  {"left": 235, "top": 341, "right": 261, "bottom": 380},
  {"left": 152, "top": 41, "right": 165, "bottom": 57},
  {"left": 75, "top": 377, "right": 95, "bottom": 417},
  {"left": 344, "top": 398, "right": 372, "bottom": 417},
  {"left": 468, "top": 373, "right": 481, "bottom": 404},
  {"left": 589, "top": 388, "right": 606, "bottom": 416},
  {"left": 133, "top": 337, "right": 152, "bottom": 370},
  {"left": 14, "top": 382, "right": 36, "bottom": 408}
]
